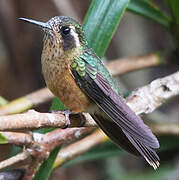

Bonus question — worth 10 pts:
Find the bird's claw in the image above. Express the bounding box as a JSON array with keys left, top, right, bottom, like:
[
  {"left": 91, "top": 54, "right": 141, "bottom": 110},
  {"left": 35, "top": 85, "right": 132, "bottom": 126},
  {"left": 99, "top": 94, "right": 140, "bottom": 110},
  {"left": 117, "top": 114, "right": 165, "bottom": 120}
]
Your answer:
[
  {"left": 61, "top": 110, "right": 71, "bottom": 128},
  {"left": 51, "top": 110, "right": 72, "bottom": 128}
]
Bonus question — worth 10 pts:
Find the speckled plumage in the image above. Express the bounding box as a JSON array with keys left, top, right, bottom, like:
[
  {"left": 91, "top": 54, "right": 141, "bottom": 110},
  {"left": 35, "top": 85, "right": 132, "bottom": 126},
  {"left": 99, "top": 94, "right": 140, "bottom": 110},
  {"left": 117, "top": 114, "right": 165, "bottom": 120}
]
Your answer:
[
  {"left": 41, "top": 16, "right": 118, "bottom": 113},
  {"left": 20, "top": 16, "right": 160, "bottom": 169},
  {"left": 41, "top": 32, "right": 91, "bottom": 112}
]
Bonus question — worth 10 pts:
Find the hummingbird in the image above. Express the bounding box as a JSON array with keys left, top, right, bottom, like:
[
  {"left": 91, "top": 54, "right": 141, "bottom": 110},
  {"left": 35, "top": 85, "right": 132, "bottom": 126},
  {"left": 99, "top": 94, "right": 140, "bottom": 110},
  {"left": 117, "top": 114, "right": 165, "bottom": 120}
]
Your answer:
[{"left": 19, "top": 16, "right": 160, "bottom": 169}]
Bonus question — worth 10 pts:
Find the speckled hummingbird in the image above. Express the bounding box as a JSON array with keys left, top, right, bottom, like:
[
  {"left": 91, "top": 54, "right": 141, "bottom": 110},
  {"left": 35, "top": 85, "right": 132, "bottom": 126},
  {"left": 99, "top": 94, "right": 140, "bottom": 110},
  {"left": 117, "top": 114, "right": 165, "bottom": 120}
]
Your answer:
[{"left": 19, "top": 16, "right": 160, "bottom": 169}]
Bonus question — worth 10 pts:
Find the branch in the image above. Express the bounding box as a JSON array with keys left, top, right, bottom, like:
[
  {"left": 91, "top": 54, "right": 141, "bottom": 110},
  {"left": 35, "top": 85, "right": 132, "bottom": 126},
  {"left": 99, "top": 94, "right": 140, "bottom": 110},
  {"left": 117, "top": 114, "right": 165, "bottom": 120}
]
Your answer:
[
  {"left": 126, "top": 70, "right": 179, "bottom": 115},
  {"left": 0, "top": 151, "right": 30, "bottom": 170},
  {"left": 0, "top": 127, "right": 93, "bottom": 170},
  {"left": 0, "top": 88, "right": 53, "bottom": 115},
  {"left": 0, "top": 96, "right": 8, "bottom": 106},
  {"left": 30, "top": 127, "right": 93, "bottom": 158},
  {"left": 0, "top": 71, "right": 178, "bottom": 131},
  {"left": 0, "top": 52, "right": 161, "bottom": 115},
  {"left": 107, "top": 53, "right": 161, "bottom": 76},
  {"left": 2, "top": 121, "right": 179, "bottom": 171},
  {"left": 0, "top": 110, "right": 95, "bottom": 131},
  {"left": 0, "top": 70, "right": 178, "bottom": 174},
  {"left": 53, "top": 122, "right": 179, "bottom": 169},
  {"left": 0, "top": 131, "right": 32, "bottom": 145},
  {"left": 0, "top": 54, "right": 177, "bottom": 174},
  {"left": 151, "top": 123, "right": 179, "bottom": 136},
  {"left": 53, "top": 129, "right": 107, "bottom": 168}
]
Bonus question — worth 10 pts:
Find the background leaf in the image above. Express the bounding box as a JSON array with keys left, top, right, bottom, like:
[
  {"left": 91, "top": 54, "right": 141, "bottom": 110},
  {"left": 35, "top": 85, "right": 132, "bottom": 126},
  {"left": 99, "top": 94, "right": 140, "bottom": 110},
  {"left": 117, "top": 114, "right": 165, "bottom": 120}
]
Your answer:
[
  {"left": 128, "top": 0, "right": 171, "bottom": 29},
  {"left": 34, "top": 146, "right": 61, "bottom": 180},
  {"left": 83, "top": 0, "right": 130, "bottom": 58},
  {"left": 165, "top": 0, "right": 179, "bottom": 42},
  {"left": 0, "top": 133, "right": 7, "bottom": 144},
  {"left": 50, "top": 97, "right": 67, "bottom": 111},
  {"left": 165, "top": 0, "right": 179, "bottom": 22},
  {"left": 63, "top": 136, "right": 179, "bottom": 167}
]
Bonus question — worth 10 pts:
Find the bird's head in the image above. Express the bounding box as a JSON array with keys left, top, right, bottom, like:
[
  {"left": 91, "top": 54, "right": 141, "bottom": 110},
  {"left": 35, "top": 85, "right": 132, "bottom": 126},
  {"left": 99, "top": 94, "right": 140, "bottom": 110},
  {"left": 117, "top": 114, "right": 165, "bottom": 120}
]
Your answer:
[{"left": 19, "top": 16, "right": 87, "bottom": 55}]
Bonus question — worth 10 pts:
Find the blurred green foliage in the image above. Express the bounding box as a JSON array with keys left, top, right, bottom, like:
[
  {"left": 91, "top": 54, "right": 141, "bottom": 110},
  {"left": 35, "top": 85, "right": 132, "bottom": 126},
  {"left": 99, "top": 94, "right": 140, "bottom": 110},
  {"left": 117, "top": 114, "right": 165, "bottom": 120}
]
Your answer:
[
  {"left": 0, "top": 133, "right": 7, "bottom": 144},
  {"left": 34, "top": 146, "right": 61, "bottom": 180}
]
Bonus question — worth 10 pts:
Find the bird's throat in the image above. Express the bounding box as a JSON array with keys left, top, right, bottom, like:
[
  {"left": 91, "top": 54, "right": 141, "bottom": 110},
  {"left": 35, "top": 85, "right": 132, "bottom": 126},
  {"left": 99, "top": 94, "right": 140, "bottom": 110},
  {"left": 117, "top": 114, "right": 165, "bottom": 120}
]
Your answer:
[{"left": 41, "top": 39, "right": 91, "bottom": 112}]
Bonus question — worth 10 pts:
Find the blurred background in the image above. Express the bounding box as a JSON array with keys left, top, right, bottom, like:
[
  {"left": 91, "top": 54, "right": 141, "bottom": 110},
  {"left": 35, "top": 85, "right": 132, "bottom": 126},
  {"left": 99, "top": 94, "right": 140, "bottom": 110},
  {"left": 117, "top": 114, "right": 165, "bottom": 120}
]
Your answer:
[{"left": 0, "top": 0, "right": 179, "bottom": 179}]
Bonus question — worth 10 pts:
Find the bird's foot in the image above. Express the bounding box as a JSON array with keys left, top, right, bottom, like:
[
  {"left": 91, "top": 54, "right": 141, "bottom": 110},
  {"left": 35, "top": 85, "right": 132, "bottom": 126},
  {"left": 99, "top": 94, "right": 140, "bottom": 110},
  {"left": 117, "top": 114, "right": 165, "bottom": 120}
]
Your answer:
[
  {"left": 61, "top": 110, "right": 71, "bottom": 128},
  {"left": 79, "top": 113, "right": 86, "bottom": 126},
  {"left": 51, "top": 110, "right": 72, "bottom": 128}
]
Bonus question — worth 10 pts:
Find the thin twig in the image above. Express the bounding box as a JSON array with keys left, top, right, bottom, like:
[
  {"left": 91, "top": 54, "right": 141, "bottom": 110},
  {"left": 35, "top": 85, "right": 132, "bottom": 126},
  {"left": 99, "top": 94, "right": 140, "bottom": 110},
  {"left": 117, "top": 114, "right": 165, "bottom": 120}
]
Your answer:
[
  {"left": 53, "top": 121, "right": 179, "bottom": 168},
  {"left": 0, "top": 131, "right": 32, "bottom": 145},
  {"left": 23, "top": 158, "right": 43, "bottom": 180},
  {"left": 0, "top": 96, "right": 8, "bottom": 106},
  {"left": 0, "top": 127, "right": 93, "bottom": 171},
  {"left": 107, "top": 53, "right": 161, "bottom": 76},
  {"left": 151, "top": 123, "right": 179, "bottom": 136},
  {"left": 53, "top": 129, "right": 107, "bottom": 168},
  {"left": 2, "top": 121, "right": 179, "bottom": 171},
  {"left": 29, "top": 127, "right": 93, "bottom": 159},
  {"left": 0, "top": 151, "right": 30, "bottom": 170},
  {"left": 126, "top": 70, "right": 179, "bottom": 115},
  {"left": 22, "top": 128, "right": 93, "bottom": 180},
  {"left": 0, "top": 88, "right": 53, "bottom": 115},
  {"left": 0, "top": 110, "right": 95, "bottom": 131}
]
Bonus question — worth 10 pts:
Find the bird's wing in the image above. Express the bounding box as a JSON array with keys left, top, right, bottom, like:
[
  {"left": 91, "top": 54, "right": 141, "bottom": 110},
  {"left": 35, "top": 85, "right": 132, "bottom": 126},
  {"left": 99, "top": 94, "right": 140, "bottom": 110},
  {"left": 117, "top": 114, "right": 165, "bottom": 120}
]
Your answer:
[
  {"left": 91, "top": 113, "right": 159, "bottom": 169},
  {"left": 70, "top": 55, "right": 160, "bottom": 168}
]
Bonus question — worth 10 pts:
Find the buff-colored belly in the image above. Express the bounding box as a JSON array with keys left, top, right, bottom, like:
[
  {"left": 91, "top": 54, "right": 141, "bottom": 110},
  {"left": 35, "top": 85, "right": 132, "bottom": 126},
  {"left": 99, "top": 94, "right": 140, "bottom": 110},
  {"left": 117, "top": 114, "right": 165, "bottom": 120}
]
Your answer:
[{"left": 43, "top": 62, "right": 92, "bottom": 112}]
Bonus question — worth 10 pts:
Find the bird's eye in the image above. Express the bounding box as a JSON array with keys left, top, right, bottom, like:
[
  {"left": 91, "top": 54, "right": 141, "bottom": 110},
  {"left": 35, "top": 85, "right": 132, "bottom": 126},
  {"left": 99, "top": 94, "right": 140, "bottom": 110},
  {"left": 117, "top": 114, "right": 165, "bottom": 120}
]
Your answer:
[{"left": 61, "top": 26, "right": 70, "bottom": 35}]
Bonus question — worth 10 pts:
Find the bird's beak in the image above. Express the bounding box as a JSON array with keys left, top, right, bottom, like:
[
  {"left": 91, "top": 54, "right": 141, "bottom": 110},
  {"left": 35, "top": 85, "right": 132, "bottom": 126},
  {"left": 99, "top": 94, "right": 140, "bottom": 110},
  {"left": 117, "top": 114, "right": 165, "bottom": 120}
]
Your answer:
[{"left": 19, "top": 17, "right": 52, "bottom": 30}]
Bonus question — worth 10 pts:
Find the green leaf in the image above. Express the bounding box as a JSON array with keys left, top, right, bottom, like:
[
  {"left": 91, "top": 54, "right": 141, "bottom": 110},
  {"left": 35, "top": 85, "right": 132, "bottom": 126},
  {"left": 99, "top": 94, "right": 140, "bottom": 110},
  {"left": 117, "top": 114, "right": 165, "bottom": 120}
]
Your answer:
[
  {"left": 129, "top": 0, "right": 171, "bottom": 28},
  {"left": 83, "top": 0, "right": 130, "bottom": 58},
  {"left": 166, "top": 0, "right": 179, "bottom": 22},
  {"left": 0, "top": 133, "right": 7, "bottom": 144},
  {"left": 50, "top": 97, "right": 67, "bottom": 111},
  {"left": 8, "top": 146, "right": 22, "bottom": 157},
  {"left": 128, "top": 0, "right": 171, "bottom": 29},
  {"left": 34, "top": 146, "right": 60, "bottom": 180},
  {"left": 158, "top": 135, "right": 179, "bottom": 151},
  {"left": 165, "top": 0, "right": 179, "bottom": 44}
]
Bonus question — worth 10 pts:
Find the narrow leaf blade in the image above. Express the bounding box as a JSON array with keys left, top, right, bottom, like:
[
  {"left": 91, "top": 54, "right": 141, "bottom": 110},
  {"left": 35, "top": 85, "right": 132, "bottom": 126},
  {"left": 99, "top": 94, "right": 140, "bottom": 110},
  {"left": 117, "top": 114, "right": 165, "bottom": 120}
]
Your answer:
[
  {"left": 83, "top": 0, "right": 130, "bottom": 58},
  {"left": 128, "top": 0, "right": 171, "bottom": 29},
  {"left": 34, "top": 146, "right": 60, "bottom": 180},
  {"left": 0, "top": 133, "right": 7, "bottom": 144}
]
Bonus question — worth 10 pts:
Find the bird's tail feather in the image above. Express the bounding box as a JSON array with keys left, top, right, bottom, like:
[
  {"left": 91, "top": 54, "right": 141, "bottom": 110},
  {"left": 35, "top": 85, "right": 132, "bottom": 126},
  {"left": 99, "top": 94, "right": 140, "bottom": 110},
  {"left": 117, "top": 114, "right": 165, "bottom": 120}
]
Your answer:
[{"left": 92, "top": 114, "right": 160, "bottom": 169}]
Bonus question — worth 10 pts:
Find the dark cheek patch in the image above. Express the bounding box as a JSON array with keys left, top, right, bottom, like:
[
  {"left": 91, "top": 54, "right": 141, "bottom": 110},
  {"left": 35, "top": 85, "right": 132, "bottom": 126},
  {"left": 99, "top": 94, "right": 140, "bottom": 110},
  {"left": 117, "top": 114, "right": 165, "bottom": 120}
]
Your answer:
[{"left": 62, "top": 34, "right": 76, "bottom": 51}]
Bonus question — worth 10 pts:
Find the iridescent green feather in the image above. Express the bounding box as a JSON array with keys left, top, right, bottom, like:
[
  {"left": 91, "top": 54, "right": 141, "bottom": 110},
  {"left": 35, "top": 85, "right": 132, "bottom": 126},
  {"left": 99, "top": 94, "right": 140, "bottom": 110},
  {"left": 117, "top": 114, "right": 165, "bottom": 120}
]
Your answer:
[{"left": 71, "top": 47, "right": 119, "bottom": 93}]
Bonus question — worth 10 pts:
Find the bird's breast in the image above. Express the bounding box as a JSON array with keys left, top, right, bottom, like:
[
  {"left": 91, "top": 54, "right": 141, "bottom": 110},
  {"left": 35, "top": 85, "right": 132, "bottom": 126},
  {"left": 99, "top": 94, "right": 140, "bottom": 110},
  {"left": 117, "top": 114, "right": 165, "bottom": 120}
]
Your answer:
[{"left": 41, "top": 56, "right": 92, "bottom": 112}]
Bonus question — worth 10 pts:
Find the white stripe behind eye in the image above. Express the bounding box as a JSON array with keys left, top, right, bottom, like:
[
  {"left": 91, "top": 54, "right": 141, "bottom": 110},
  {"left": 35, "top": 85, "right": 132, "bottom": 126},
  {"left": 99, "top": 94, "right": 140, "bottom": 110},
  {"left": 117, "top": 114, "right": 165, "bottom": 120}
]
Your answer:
[{"left": 70, "top": 26, "right": 81, "bottom": 48}]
